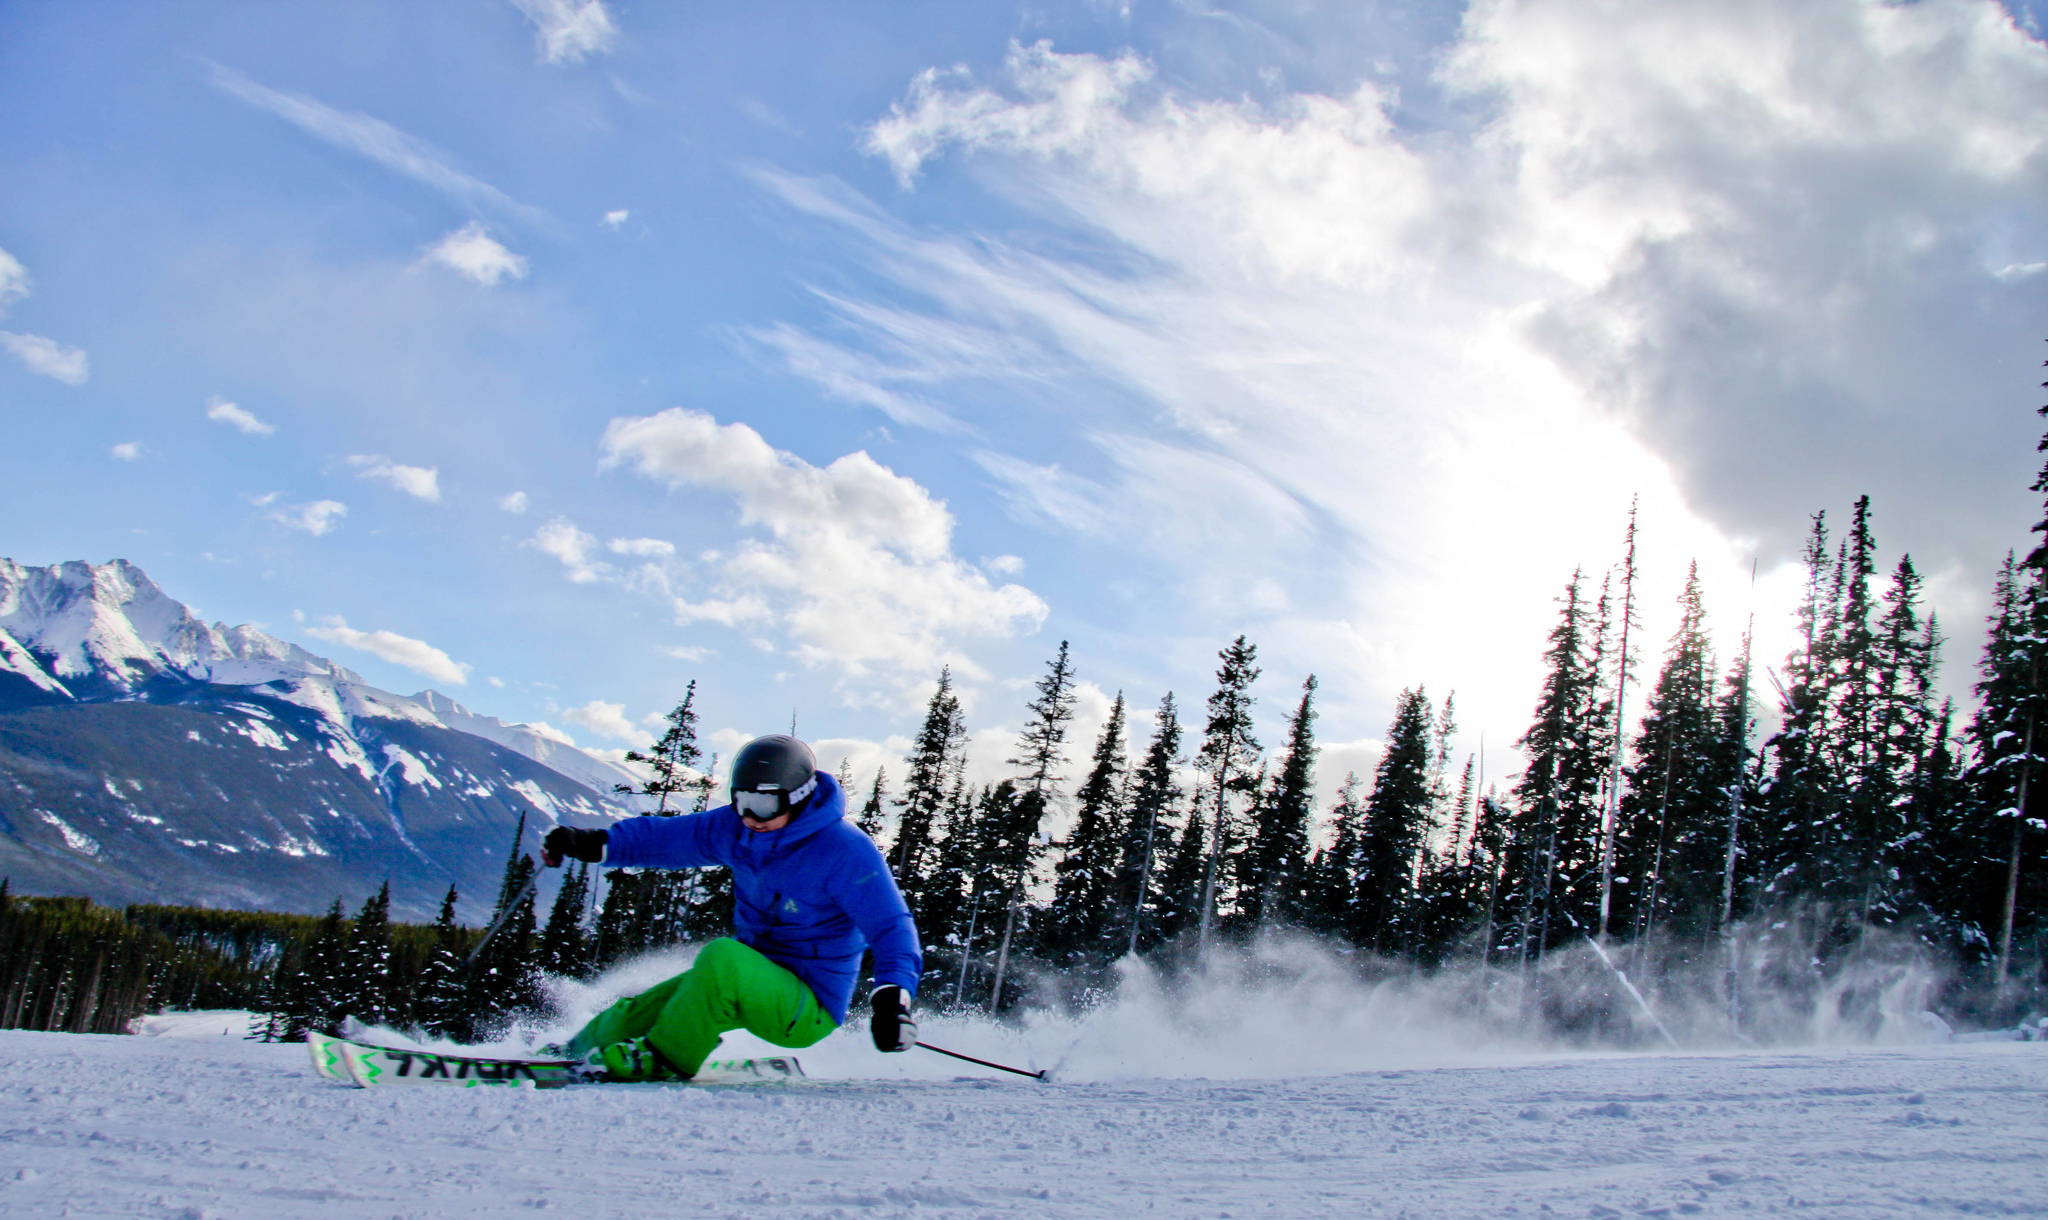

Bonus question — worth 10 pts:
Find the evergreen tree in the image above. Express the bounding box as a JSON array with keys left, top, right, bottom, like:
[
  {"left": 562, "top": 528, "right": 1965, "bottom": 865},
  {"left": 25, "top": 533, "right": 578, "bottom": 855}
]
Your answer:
[
  {"left": 1241, "top": 676, "right": 1317, "bottom": 927},
  {"left": 1962, "top": 557, "right": 2043, "bottom": 979},
  {"left": 1596, "top": 501, "right": 1643, "bottom": 943},
  {"left": 1115, "top": 693, "right": 1183, "bottom": 954},
  {"left": 1150, "top": 797, "right": 1209, "bottom": 944},
  {"left": 679, "top": 751, "right": 736, "bottom": 941},
  {"left": 1304, "top": 773, "right": 1364, "bottom": 937},
  {"left": 1616, "top": 565, "right": 1725, "bottom": 942},
  {"left": 989, "top": 642, "right": 1079, "bottom": 1009},
  {"left": 1965, "top": 381, "right": 2048, "bottom": 1002},
  {"left": 1194, "top": 636, "right": 1261, "bottom": 948},
  {"left": 1413, "top": 755, "right": 1488, "bottom": 965},
  {"left": 1823, "top": 496, "right": 1888, "bottom": 916},
  {"left": 894, "top": 667, "right": 968, "bottom": 904},
  {"left": 537, "top": 863, "right": 592, "bottom": 980},
  {"left": 857, "top": 767, "right": 889, "bottom": 840},
  {"left": 1352, "top": 687, "right": 1436, "bottom": 954},
  {"left": 415, "top": 884, "right": 467, "bottom": 1038},
  {"left": 1502, "top": 572, "right": 1609, "bottom": 961},
  {"left": 1466, "top": 789, "right": 1514, "bottom": 961},
  {"left": 1047, "top": 692, "right": 1129, "bottom": 960},
  {"left": 464, "top": 820, "right": 541, "bottom": 1039},
  {"left": 278, "top": 899, "right": 348, "bottom": 1041},
  {"left": 1756, "top": 514, "right": 1840, "bottom": 909},
  {"left": 621, "top": 680, "right": 704, "bottom": 813},
  {"left": 336, "top": 882, "right": 393, "bottom": 1026}
]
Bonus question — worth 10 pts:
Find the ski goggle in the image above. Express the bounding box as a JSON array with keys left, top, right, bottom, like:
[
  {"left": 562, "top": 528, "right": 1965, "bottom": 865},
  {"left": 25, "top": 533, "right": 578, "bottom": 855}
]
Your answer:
[
  {"left": 733, "top": 775, "right": 817, "bottom": 822},
  {"left": 734, "top": 791, "right": 784, "bottom": 821}
]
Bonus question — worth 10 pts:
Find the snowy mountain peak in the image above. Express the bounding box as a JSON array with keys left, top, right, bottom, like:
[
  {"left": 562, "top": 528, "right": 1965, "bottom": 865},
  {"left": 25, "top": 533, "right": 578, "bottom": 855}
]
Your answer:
[{"left": 0, "top": 556, "right": 647, "bottom": 808}]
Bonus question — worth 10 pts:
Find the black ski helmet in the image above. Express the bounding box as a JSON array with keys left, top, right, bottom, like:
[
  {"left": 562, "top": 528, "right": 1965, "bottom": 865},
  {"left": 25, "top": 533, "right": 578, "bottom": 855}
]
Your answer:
[{"left": 730, "top": 734, "right": 819, "bottom": 814}]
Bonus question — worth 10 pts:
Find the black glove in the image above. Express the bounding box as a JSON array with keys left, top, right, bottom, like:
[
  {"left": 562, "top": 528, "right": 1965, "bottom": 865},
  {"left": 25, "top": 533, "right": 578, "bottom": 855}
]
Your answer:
[
  {"left": 542, "top": 826, "right": 608, "bottom": 867},
  {"left": 870, "top": 985, "right": 916, "bottom": 1053}
]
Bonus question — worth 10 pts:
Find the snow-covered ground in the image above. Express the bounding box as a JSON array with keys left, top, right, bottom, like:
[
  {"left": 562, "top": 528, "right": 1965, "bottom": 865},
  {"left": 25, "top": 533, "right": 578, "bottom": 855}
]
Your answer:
[
  {"left": 6, "top": 947, "right": 2046, "bottom": 1218},
  {"left": 4, "top": 1025, "right": 2044, "bottom": 1218}
]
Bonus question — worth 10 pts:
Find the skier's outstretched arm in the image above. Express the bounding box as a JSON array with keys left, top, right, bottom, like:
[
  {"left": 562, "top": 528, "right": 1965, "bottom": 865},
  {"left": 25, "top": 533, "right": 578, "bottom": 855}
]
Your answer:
[{"left": 544, "top": 811, "right": 724, "bottom": 870}]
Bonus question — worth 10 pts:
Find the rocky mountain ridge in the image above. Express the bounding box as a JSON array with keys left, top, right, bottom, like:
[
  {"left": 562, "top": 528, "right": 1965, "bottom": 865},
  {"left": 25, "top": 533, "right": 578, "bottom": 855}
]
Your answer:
[{"left": 0, "top": 558, "right": 654, "bottom": 921}]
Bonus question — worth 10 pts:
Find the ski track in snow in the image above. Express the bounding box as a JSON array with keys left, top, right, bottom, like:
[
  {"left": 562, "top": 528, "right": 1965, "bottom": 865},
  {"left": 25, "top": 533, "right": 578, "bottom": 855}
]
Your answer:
[{"left": 1, "top": 1027, "right": 2042, "bottom": 1218}]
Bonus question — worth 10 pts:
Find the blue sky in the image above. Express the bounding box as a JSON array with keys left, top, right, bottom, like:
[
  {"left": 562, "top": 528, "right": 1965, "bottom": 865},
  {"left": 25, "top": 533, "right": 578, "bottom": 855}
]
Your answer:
[{"left": 5, "top": 0, "right": 2047, "bottom": 797}]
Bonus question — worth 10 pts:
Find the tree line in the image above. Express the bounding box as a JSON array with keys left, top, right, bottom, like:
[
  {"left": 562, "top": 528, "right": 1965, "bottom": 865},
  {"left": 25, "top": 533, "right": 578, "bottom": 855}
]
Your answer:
[{"left": 9, "top": 389, "right": 2045, "bottom": 1041}]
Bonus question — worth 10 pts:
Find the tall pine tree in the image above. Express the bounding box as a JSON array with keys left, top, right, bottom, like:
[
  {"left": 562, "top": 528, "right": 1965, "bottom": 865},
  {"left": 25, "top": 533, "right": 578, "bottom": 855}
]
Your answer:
[
  {"left": 1047, "top": 692, "right": 1129, "bottom": 961},
  {"left": 1195, "top": 636, "right": 1261, "bottom": 949}
]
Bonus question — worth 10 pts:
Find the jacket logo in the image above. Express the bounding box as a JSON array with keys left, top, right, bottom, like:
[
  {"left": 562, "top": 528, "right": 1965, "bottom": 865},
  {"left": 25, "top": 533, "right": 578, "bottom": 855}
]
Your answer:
[{"left": 782, "top": 899, "right": 799, "bottom": 914}]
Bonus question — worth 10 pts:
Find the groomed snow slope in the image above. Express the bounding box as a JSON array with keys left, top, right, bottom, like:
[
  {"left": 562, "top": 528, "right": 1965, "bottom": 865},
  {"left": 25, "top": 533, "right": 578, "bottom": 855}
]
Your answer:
[{"left": 2, "top": 1023, "right": 2042, "bottom": 1218}]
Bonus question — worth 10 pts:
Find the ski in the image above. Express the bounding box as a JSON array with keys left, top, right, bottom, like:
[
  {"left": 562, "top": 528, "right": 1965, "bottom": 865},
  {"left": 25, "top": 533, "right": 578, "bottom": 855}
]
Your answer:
[
  {"left": 305, "top": 1029, "right": 354, "bottom": 1083},
  {"left": 335, "top": 1040, "right": 578, "bottom": 1089},
  {"left": 306, "top": 1033, "right": 805, "bottom": 1089}
]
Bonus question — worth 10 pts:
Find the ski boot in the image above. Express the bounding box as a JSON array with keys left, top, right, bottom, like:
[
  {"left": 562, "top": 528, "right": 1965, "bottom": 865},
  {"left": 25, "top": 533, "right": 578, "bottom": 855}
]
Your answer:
[{"left": 592, "top": 1036, "right": 686, "bottom": 1083}]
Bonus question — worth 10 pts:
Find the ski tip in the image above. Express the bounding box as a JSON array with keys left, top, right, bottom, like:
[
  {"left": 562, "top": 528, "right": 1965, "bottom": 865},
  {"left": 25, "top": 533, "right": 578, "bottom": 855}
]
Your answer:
[{"left": 305, "top": 1031, "right": 357, "bottom": 1085}]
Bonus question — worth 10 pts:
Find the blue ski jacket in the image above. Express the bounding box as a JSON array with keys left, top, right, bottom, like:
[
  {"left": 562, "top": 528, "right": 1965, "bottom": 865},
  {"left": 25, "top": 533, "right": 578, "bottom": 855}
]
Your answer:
[{"left": 600, "top": 771, "right": 921, "bottom": 1024}]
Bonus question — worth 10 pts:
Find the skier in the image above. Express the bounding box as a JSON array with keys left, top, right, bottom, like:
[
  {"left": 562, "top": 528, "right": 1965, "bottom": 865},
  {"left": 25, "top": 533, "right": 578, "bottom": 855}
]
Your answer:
[{"left": 540, "top": 734, "right": 921, "bottom": 1081}]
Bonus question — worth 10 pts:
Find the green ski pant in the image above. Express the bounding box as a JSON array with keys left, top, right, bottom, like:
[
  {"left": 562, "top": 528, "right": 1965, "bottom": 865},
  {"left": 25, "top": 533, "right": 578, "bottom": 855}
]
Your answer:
[{"left": 566, "top": 938, "right": 838, "bottom": 1077}]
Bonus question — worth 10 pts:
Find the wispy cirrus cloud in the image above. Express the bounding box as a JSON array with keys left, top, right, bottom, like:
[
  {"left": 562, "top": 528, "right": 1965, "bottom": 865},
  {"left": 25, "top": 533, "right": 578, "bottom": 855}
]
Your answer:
[{"left": 207, "top": 63, "right": 546, "bottom": 229}]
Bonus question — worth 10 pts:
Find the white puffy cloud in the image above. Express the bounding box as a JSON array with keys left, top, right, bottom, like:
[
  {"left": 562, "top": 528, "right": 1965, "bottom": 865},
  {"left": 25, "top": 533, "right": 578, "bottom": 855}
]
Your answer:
[
  {"left": 267, "top": 498, "right": 347, "bottom": 536},
  {"left": 509, "top": 0, "right": 618, "bottom": 65},
  {"left": 206, "top": 398, "right": 275, "bottom": 436},
  {"left": 563, "top": 698, "right": 640, "bottom": 743},
  {"left": 524, "top": 720, "right": 577, "bottom": 746},
  {"left": 0, "top": 246, "right": 29, "bottom": 313},
  {"left": 602, "top": 209, "right": 629, "bottom": 229},
  {"left": 527, "top": 517, "right": 610, "bottom": 582},
  {"left": 498, "top": 491, "right": 529, "bottom": 513},
  {"left": 305, "top": 616, "right": 470, "bottom": 685},
  {"left": 0, "top": 332, "right": 88, "bottom": 385},
  {"left": 425, "top": 223, "right": 529, "bottom": 287},
  {"left": 0, "top": 248, "right": 87, "bottom": 386},
  {"left": 609, "top": 537, "right": 675, "bottom": 558},
  {"left": 348, "top": 455, "right": 441, "bottom": 501},
  {"left": 600, "top": 407, "right": 1048, "bottom": 688},
  {"left": 110, "top": 442, "right": 139, "bottom": 461}
]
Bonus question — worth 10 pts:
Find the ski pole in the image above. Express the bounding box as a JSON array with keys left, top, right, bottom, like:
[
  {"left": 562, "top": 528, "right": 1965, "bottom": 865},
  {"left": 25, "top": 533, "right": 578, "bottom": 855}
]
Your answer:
[
  {"left": 466, "top": 864, "right": 544, "bottom": 970},
  {"left": 915, "top": 1040, "right": 1047, "bottom": 1081}
]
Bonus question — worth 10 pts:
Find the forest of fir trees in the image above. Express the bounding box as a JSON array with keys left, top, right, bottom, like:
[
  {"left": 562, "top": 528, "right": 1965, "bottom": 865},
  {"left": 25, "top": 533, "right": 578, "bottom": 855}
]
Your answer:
[{"left": 13, "top": 391, "right": 2048, "bottom": 1044}]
